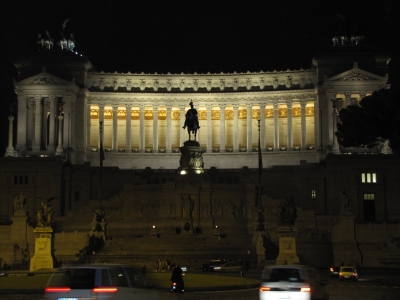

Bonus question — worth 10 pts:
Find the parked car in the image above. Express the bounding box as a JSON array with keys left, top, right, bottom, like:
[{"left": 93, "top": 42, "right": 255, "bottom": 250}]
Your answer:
[
  {"left": 44, "top": 264, "right": 159, "bottom": 300},
  {"left": 200, "top": 259, "right": 227, "bottom": 272},
  {"left": 329, "top": 266, "right": 340, "bottom": 278},
  {"left": 259, "top": 264, "right": 329, "bottom": 300},
  {"left": 339, "top": 266, "right": 358, "bottom": 281},
  {"left": 213, "top": 261, "right": 244, "bottom": 272}
]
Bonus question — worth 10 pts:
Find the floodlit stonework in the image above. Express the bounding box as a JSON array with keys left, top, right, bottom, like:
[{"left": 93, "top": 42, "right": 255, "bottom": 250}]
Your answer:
[{"left": 1, "top": 35, "right": 399, "bottom": 271}]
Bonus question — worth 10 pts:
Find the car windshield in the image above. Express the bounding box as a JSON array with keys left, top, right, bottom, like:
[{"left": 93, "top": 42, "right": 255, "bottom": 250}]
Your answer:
[
  {"left": 264, "top": 268, "right": 303, "bottom": 282},
  {"left": 47, "top": 268, "right": 97, "bottom": 289}
]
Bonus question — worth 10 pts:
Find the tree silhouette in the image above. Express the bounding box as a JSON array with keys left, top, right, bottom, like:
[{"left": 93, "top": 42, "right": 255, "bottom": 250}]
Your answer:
[{"left": 336, "top": 88, "right": 400, "bottom": 152}]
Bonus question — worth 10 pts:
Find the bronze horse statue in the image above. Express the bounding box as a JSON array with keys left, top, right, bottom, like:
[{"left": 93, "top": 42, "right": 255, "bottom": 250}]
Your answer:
[{"left": 183, "top": 102, "right": 200, "bottom": 141}]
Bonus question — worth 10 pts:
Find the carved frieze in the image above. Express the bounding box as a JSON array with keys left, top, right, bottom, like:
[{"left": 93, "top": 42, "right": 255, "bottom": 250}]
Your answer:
[
  {"left": 335, "top": 71, "right": 377, "bottom": 81},
  {"left": 30, "top": 76, "right": 57, "bottom": 85}
]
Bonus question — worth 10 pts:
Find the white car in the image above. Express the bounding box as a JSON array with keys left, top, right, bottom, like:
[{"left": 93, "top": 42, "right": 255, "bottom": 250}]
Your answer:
[
  {"left": 44, "top": 264, "right": 159, "bottom": 300},
  {"left": 259, "top": 265, "right": 329, "bottom": 300}
]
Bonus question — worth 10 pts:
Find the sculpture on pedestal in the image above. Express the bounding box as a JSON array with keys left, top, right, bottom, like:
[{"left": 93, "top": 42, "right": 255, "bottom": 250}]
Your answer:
[
  {"left": 179, "top": 101, "right": 204, "bottom": 174},
  {"left": 276, "top": 196, "right": 297, "bottom": 226},
  {"left": 182, "top": 101, "right": 200, "bottom": 141},
  {"left": 36, "top": 197, "right": 56, "bottom": 227},
  {"left": 13, "top": 192, "right": 26, "bottom": 214}
]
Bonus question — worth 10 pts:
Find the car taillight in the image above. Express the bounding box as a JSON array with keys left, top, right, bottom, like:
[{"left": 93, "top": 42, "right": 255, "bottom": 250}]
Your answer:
[
  {"left": 92, "top": 286, "right": 118, "bottom": 293},
  {"left": 330, "top": 268, "right": 333, "bottom": 271},
  {"left": 300, "top": 287, "right": 311, "bottom": 292},
  {"left": 172, "top": 282, "right": 177, "bottom": 286},
  {"left": 45, "top": 287, "right": 71, "bottom": 293},
  {"left": 259, "top": 286, "right": 271, "bottom": 291}
]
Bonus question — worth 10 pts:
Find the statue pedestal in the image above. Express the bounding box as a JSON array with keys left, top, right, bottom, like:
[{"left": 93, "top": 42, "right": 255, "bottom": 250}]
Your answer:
[
  {"left": 331, "top": 213, "right": 361, "bottom": 266},
  {"left": 276, "top": 227, "right": 300, "bottom": 265},
  {"left": 10, "top": 211, "right": 28, "bottom": 242},
  {"left": 30, "top": 226, "right": 55, "bottom": 271},
  {"left": 178, "top": 141, "right": 204, "bottom": 175}
]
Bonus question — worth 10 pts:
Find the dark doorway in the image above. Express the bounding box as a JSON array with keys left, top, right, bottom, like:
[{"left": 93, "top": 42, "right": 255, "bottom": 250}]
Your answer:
[{"left": 363, "top": 194, "right": 375, "bottom": 221}]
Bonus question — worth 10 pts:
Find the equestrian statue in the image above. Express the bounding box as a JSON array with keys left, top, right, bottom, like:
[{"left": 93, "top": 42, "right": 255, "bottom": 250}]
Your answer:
[{"left": 182, "top": 101, "right": 200, "bottom": 141}]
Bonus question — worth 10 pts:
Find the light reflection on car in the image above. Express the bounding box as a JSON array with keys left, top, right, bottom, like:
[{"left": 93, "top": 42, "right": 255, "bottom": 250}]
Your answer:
[
  {"left": 44, "top": 264, "right": 159, "bottom": 300},
  {"left": 259, "top": 264, "right": 329, "bottom": 300},
  {"left": 213, "top": 261, "right": 244, "bottom": 272}
]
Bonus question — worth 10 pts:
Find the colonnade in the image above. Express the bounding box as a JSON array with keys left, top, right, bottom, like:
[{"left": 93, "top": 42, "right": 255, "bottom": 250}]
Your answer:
[
  {"left": 88, "top": 100, "right": 317, "bottom": 153},
  {"left": 15, "top": 95, "right": 72, "bottom": 155}
]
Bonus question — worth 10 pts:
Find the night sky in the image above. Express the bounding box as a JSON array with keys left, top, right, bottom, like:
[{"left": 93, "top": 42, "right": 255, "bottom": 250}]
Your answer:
[{"left": 1, "top": 0, "right": 399, "bottom": 155}]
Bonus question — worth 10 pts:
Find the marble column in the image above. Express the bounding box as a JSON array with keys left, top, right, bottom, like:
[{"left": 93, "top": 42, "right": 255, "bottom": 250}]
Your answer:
[
  {"left": 166, "top": 105, "right": 172, "bottom": 152},
  {"left": 41, "top": 98, "right": 48, "bottom": 150},
  {"left": 33, "top": 96, "right": 42, "bottom": 151},
  {"left": 300, "top": 102, "right": 307, "bottom": 150},
  {"left": 86, "top": 103, "right": 91, "bottom": 151},
  {"left": 16, "top": 95, "right": 27, "bottom": 149},
  {"left": 27, "top": 99, "right": 34, "bottom": 150},
  {"left": 139, "top": 104, "right": 145, "bottom": 153},
  {"left": 206, "top": 104, "right": 212, "bottom": 152},
  {"left": 55, "top": 115, "right": 64, "bottom": 156},
  {"left": 5, "top": 116, "right": 14, "bottom": 157},
  {"left": 287, "top": 102, "right": 293, "bottom": 150},
  {"left": 112, "top": 105, "right": 118, "bottom": 152},
  {"left": 219, "top": 104, "right": 226, "bottom": 152},
  {"left": 260, "top": 103, "right": 266, "bottom": 151},
  {"left": 98, "top": 104, "right": 105, "bottom": 150},
  {"left": 313, "top": 99, "right": 319, "bottom": 151},
  {"left": 125, "top": 104, "right": 132, "bottom": 152},
  {"left": 180, "top": 104, "right": 186, "bottom": 145},
  {"left": 47, "top": 96, "right": 56, "bottom": 152},
  {"left": 273, "top": 102, "right": 279, "bottom": 151},
  {"left": 345, "top": 92, "right": 351, "bottom": 107},
  {"left": 233, "top": 104, "right": 239, "bottom": 152},
  {"left": 153, "top": 106, "right": 159, "bottom": 152},
  {"left": 246, "top": 103, "right": 253, "bottom": 151}
]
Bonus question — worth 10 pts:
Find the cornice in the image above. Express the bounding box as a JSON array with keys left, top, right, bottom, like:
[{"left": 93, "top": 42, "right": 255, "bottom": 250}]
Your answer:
[{"left": 86, "top": 72, "right": 317, "bottom": 92}]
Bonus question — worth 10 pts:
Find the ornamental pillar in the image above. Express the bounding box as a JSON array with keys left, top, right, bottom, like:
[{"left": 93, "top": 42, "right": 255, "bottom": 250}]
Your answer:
[
  {"left": 5, "top": 116, "right": 14, "bottom": 157},
  {"left": 153, "top": 106, "right": 159, "bottom": 152},
  {"left": 86, "top": 102, "right": 91, "bottom": 151},
  {"left": 47, "top": 96, "right": 56, "bottom": 152},
  {"left": 125, "top": 104, "right": 132, "bottom": 152},
  {"left": 206, "top": 104, "right": 212, "bottom": 152},
  {"left": 33, "top": 96, "right": 42, "bottom": 151},
  {"left": 16, "top": 95, "right": 27, "bottom": 149},
  {"left": 112, "top": 105, "right": 118, "bottom": 152},
  {"left": 55, "top": 115, "right": 64, "bottom": 156},
  {"left": 273, "top": 102, "right": 279, "bottom": 150},
  {"left": 219, "top": 104, "right": 226, "bottom": 152},
  {"left": 260, "top": 103, "right": 266, "bottom": 151},
  {"left": 287, "top": 102, "right": 293, "bottom": 150},
  {"left": 139, "top": 104, "right": 145, "bottom": 153},
  {"left": 166, "top": 105, "right": 172, "bottom": 153},
  {"left": 300, "top": 102, "right": 307, "bottom": 150},
  {"left": 233, "top": 104, "right": 239, "bottom": 152},
  {"left": 41, "top": 97, "right": 49, "bottom": 149},
  {"left": 246, "top": 103, "right": 253, "bottom": 151}
]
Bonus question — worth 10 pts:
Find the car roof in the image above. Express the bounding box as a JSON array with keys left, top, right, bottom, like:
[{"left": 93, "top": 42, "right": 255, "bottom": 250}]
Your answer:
[
  {"left": 57, "top": 264, "right": 138, "bottom": 269},
  {"left": 263, "top": 264, "right": 311, "bottom": 270}
]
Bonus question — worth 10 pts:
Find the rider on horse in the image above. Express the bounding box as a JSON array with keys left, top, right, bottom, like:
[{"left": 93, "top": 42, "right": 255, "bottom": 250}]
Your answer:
[
  {"left": 182, "top": 101, "right": 200, "bottom": 141},
  {"left": 183, "top": 101, "right": 200, "bottom": 130}
]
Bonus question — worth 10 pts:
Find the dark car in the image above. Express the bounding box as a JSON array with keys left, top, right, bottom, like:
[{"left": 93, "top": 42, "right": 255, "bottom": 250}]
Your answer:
[
  {"left": 329, "top": 266, "right": 340, "bottom": 278},
  {"left": 200, "top": 259, "right": 227, "bottom": 272},
  {"left": 213, "top": 261, "right": 244, "bottom": 272}
]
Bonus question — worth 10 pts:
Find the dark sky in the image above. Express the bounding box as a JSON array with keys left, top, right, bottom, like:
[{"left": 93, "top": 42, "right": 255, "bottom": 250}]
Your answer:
[{"left": 1, "top": 0, "right": 399, "bottom": 155}]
